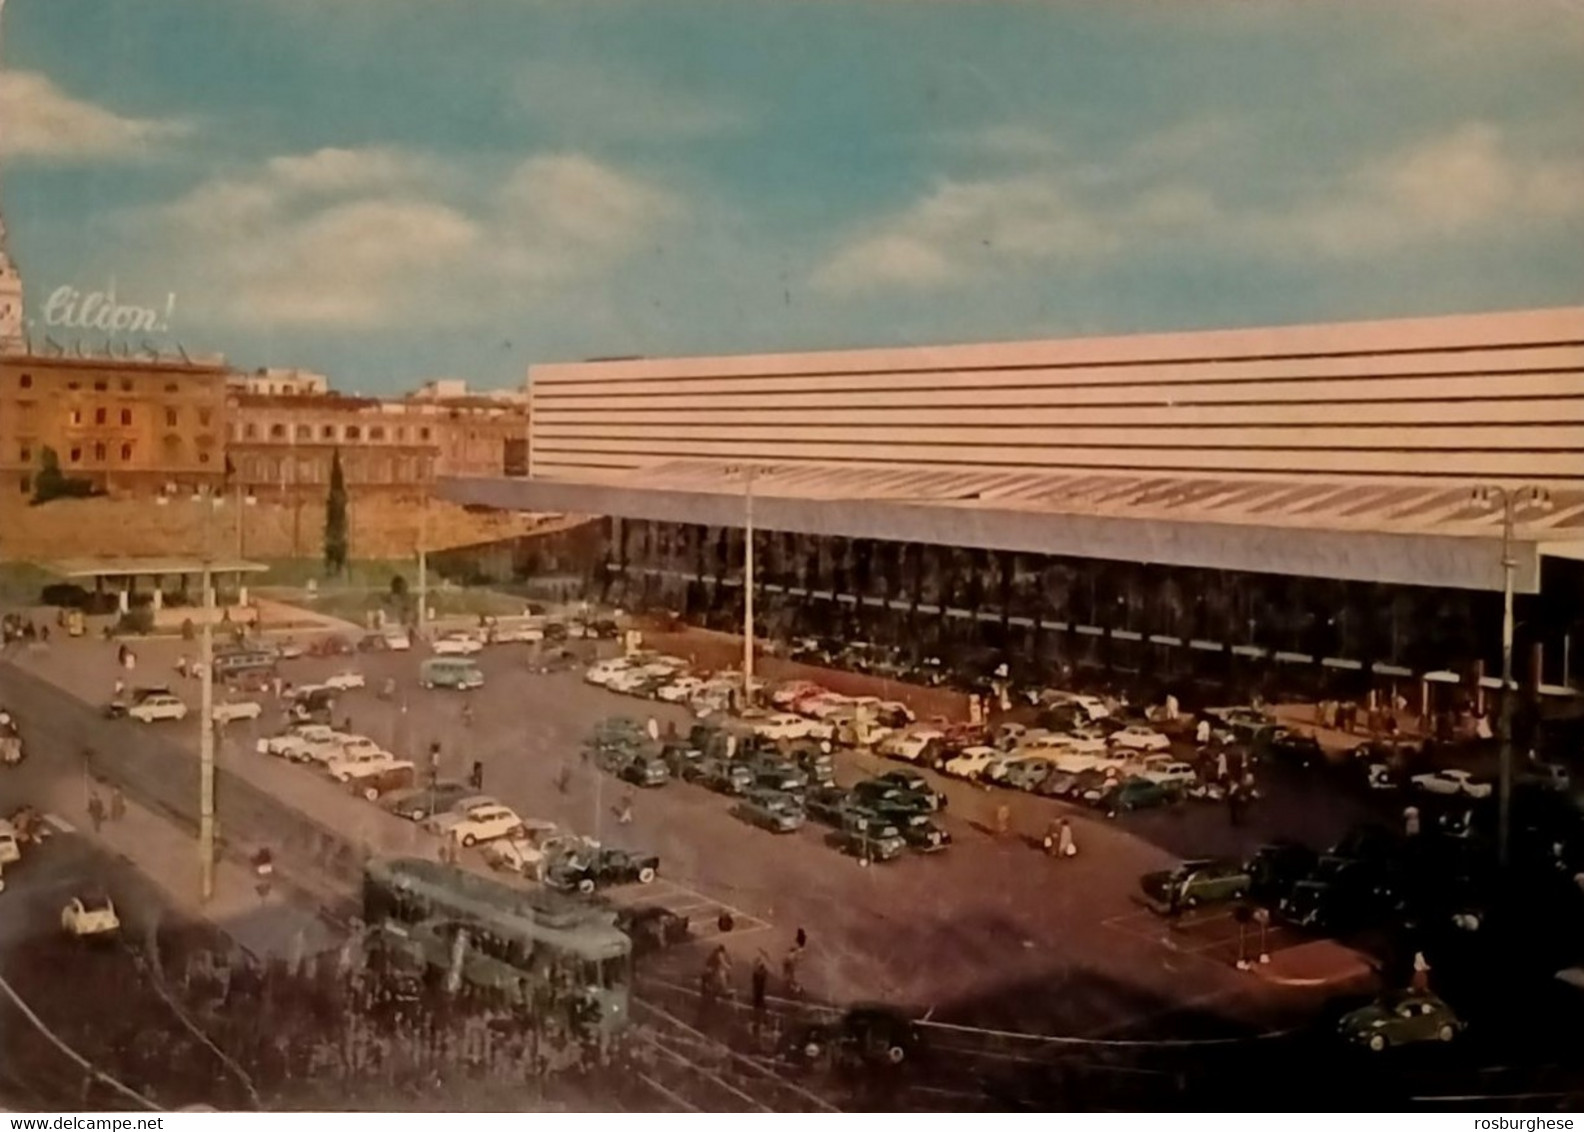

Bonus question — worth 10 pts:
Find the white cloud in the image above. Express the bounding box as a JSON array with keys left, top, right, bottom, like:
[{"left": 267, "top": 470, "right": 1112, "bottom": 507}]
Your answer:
[
  {"left": 812, "top": 172, "right": 1216, "bottom": 294},
  {"left": 0, "top": 70, "right": 191, "bottom": 161},
  {"left": 1250, "top": 122, "right": 1584, "bottom": 259},
  {"left": 512, "top": 63, "right": 745, "bottom": 139},
  {"left": 130, "top": 146, "right": 683, "bottom": 329}
]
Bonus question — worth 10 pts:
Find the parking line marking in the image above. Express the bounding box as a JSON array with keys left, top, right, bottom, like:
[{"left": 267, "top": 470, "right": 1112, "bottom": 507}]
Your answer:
[{"left": 43, "top": 813, "right": 76, "bottom": 834}]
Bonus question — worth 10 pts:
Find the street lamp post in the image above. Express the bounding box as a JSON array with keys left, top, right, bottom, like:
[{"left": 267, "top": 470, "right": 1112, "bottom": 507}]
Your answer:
[
  {"left": 193, "top": 490, "right": 221, "bottom": 904},
  {"left": 1471, "top": 484, "right": 1553, "bottom": 868},
  {"left": 725, "top": 465, "right": 770, "bottom": 705}
]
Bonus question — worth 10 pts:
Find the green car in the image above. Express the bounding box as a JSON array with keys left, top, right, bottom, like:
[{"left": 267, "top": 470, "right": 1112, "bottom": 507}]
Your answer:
[
  {"left": 1083, "top": 775, "right": 1173, "bottom": 814},
  {"left": 1140, "top": 859, "right": 1252, "bottom": 913},
  {"left": 730, "top": 789, "right": 806, "bottom": 833},
  {"left": 1338, "top": 992, "right": 1464, "bottom": 1052},
  {"left": 826, "top": 811, "right": 907, "bottom": 862}
]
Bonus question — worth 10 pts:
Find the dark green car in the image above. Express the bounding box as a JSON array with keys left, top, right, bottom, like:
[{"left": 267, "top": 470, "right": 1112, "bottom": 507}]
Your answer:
[
  {"left": 730, "top": 789, "right": 806, "bottom": 833},
  {"left": 868, "top": 805, "right": 951, "bottom": 853},
  {"left": 1083, "top": 775, "right": 1173, "bottom": 814},
  {"left": 1338, "top": 992, "right": 1463, "bottom": 1052},
  {"left": 825, "top": 811, "right": 907, "bottom": 862},
  {"left": 1140, "top": 858, "right": 1251, "bottom": 913}
]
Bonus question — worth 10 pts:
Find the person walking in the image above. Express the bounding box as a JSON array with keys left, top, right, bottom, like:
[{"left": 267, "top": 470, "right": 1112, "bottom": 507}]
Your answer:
[
  {"left": 1196, "top": 718, "right": 1212, "bottom": 746},
  {"left": 428, "top": 742, "right": 442, "bottom": 787},
  {"left": 109, "top": 787, "right": 126, "bottom": 824},
  {"left": 1403, "top": 805, "right": 1421, "bottom": 838},
  {"left": 555, "top": 764, "right": 573, "bottom": 795},
  {"left": 993, "top": 803, "right": 1012, "bottom": 839},
  {"left": 469, "top": 761, "right": 484, "bottom": 791},
  {"left": 781, "top": 944, "right": 804, "bottom": 998},
  {"left": 1410, "top": 950, "right": 1431, "bottom": 993},
  {"left": 750, "top": 953, "right": 769, "bottom": 1037},
  {"left": 1056, "top": 818, "right": 1076, "bottom": 859},
  {"left": 795, "top": 927, "right": 807, "bottom": 950},
  {"left": 87, "top": 792, "right": 105, "bottom": 834},
  {"left": 646, "top": 716, "right": 661, "bottom": 744},
  {"left": 615, "top": 793, "right": 634, "bottom": 824},
  {"left": 113, "top": 677, "right": 125, "bottom": 699},
  {"left": 1215, "top": 749, "right": 1229, "bottom": 783}
]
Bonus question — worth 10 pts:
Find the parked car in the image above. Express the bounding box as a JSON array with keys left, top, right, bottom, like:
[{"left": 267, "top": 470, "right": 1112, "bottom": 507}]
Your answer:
[
  {"left": 444, "top": 804, "right": 524, "bottom": 847},
  {"left": 480, "top": 822, "right": 566, "bottom": 880},
  {"left": 546, "top": 846, "right": 661, "bottom": 894},
  {"left": 209, "top": 700, "right": 263, "bottom": 725},
  {"left": 616, "top": 750, "right": 672, "bottom": 788},
  {"left": 1110, "top": 725, "right": 1172, "bottom": 752},
  {"left": 805, "top": 785, "right": 861, "bottom": 827},
  {"left": 782, "top": 741, "right": 836, "bottom": 786},
  {"left": 1261, "top": 728, "right": 1325, "bottom": 768},
  {"left": 1337, "top": 992, "right": 1463, "bottom": 1052},
  {"left": 1246, "top": 840, "right": 1319, "bottom": 904},
  {"left": 869, "top": 806, "right": 951, "bottom": 853},
  {"left": 1134, "top": 757, "right": 1199, "bottom": 789},
  {"left": 743, "top": 756, "right": 810, "bottom": 795},
  {"left": 61, "top": 894, "right": 120, "bottom": 938},
  {"left": 616, "top": 905, "right": 692, "bottom": 957},
  {"left": 129, "top": 694, "right": 188, "bottom": 723},
  {"left": 730, "top": 789, "right": 806, "bottom": 833},
  {"left": 866, "top": 770, "right": 947, "bottom": 810},
  {"left": 1084, "top": 776, "right": 1173, "bottom": 815},
  {"left": 878, "top": 728, "right": 945, "bottom": 764},
  {"left": 1001, "top": 756, "right": 1060, "bottom": 793},
  {"left": 1140, "top": 859, "right": 1252, "bottom": 913},
  {"left": 1411, "top": 769, "right": 1494, "bottom": 799},
  {"left": 826, "top": 812, "right": 908, "bottom": 863},
  {"left": 695, "top": 754, "right": 756, "bottom": 796},
  {"left": 431, "top": 633, "right": 484, "bottom": 657},
  {"left": 657, "top": 676, "right": 706, "bottom": 704},
  {"left": 382, "top": 781, "right": 473, "bottom": 823},
  {"left": 324, "top": 671, "right": 366, "bottom": 691},
  {"left": 785, "top": 1006, "right": 925, "bottom": 1069},
  {"left": 942, "top": 746, "right": 1000, "bottom": 780}
]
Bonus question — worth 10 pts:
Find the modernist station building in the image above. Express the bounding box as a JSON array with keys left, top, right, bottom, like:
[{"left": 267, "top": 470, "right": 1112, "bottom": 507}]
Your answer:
[{"left": 446, "top": 306, "right": 1584, "bottom": 704}]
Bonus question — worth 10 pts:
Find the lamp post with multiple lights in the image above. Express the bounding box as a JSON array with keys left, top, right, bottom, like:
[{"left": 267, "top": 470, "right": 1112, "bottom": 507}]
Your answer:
[{"left": 1470, "top": 483, "right": 1553, "bottom": 868}]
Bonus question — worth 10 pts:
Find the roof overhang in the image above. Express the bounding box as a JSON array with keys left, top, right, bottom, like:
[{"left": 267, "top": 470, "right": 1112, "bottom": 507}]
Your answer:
[
  {"left": 49, "top": 557, "right": 272, "bottom": 580},
  {"left": 440, "top": 474, "right": 1545, "bottom": 594}
]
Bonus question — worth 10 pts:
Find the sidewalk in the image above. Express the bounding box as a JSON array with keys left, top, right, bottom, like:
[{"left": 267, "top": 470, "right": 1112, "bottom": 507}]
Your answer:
[
  {"left": 1267, "top": 702, "right": 1431, "bottom": 756},
  {"left": 40, "top": 774, "right": 341, "bottom": 962},
  {"left": 1250, "top": 938, "right": 1379, "bottom": 990}
]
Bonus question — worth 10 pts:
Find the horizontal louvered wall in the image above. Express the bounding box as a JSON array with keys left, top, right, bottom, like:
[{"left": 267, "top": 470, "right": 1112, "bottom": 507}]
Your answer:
[{"left": 528, "top": 307, "right": 1584, "bottom": 486}]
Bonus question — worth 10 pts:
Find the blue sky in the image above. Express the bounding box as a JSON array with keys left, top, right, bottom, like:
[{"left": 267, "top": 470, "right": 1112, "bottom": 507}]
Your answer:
[{"left": 2, "top": 0, "right": 1582, "bottom": 393}]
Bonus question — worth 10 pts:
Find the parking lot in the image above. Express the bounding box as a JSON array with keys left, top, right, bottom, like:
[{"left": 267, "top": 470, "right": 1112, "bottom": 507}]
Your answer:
[{"left": 3, "top": 627, "right": 1379, "bottom": 1042}]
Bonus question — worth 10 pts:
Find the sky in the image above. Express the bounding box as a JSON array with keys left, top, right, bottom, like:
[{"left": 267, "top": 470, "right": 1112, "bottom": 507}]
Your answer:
[{"left": 1, "top": 0, "right": 1582, "bottom": 394}]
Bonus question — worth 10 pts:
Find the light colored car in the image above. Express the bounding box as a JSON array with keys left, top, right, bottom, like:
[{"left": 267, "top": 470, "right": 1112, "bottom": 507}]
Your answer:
[
  {"left": 771, "top": 681, "right": 826, "bottom": 710},
  {"left": 275, "top": 640, "right": 306, "bottom": 660},
  {"left": 129, "top": 695, "right": 188, "bottom": 723},
  {"left": 61, "top": 895, "right": 120, "bottom": 937},
  {"left": 748, "top": 711, "right": 820, "bottom": 742},
  {"left": 209, "top": 700, "right": 263, "bottom": 725},
  {"left": 325, "top": 745, "right": 401, "bottom": 781},
  {"left": 943, "top": 745, "right": 1001, "bottom": 780},
  {"left": 446, "top": 804, "right": 524, "bottom": 847},
  {"left": 324, "top": 671, "right": 366, "bottom": 690},
  {"left": 1411, "top": 769, "right": 1494, "bottom": 799},
  {"left": 1041, "top": 691, "right": 1112, "bottom": 720},
  {"left": 1110, "top": 725, "right": 1172, "bottom": 752},
  {"left": 432, "top": 633, "right": 484, "bottom": 657},
  {"left": 424, "top": 794, "right": 502, "bottom": 834},
  {"left": 0, "top": 819, "right": 21, "bottom": 866},
  {"left": 584, "top": 659, "right": 633, "bottom": 687},
  {"left": 480, "top": 820, "right": 564, "bottom": 878},
  {"left": 607, "top": 668, "right": 658, "bottom": 695},
  {"left": 1136, "top": 758, "right": 1199, "bottom": 788},
  {"left": 656, "top": 675, "right": 705, "bottom": 703},
  {"left": 880, "top": 728, "right": 946, "bottom": 763},
  {"left": 491, "top": 621, "right": 545, "bottom": 644},
  {"left": 260, "top": 725, "right": 354, "bottom": 764},
  {"left": 800, "top": 693, "right": 855, "bottom": 721},
  {"left": 382, "top": 628, "right": 412, "bottom": 651}
]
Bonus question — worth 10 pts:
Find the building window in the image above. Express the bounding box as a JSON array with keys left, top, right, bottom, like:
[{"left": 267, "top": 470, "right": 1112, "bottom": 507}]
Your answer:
[
  {"left": 67, "top": 381, "right": 80, "bottom": 391},
  {"left": 121, "top": 443, "right": 132, "bottom": 461},
  {"left": 70, "top": 409, "right": 82, "bottom": 425},
  {"left": 19, "top": 475, "right": 30, "bottom": 494},
  {"left": 120, "top": 408, "right": 132, "bottom": 426},
  {"left": 18, "top": 374, "right": 31, "bottom": 388},
  {"left": 321, "top": 425, "right": 335, "bottom": 440},
  {"left": 419, "top": 427, "right": 431, "bottom": 441},
  {"left": 18, "top": 445, "right": 30, "bottom": 463},
  {"left": 369, "top": 426, "right": 386, "bottom": 441},
  {"left": 345, "top": 425, "right": 361, "bottom": 441},
  {"left": 164, "top": 383, "right": 178, "bottom": 394},
  {"left": 270, "top": 423, "right": 286, "bottom": 440},
  {"left": 93, "top": 442, "right": 106, "bottom": 462},
  {"left": 69, "top": 446, "right": 82, "bottom": 464},
  {"left": 295, "top": 424, "right": 311, "bottom": 441},
  {"left": 165, "top": 409, "right": 178, "bottom": 428},
  {"left": 199, "top": 409, "right": 212, "bottom": 426},
  {"left": 242, "top": 423, "right": 257, "bottom": 440},
  {"left": 121, "top": 378, "right": 132, "bottom": 392},
  {"left": 95, "top": 407, "right": 107, "bottom": 425},
  {"left": 199, "top": 451, "right": 210, "bottom": 464},
  {"left": 93, "top": 379, "right": 107, "bottom": 392},
  {"left": 395, "top": 427, "right": 407, "bottom": 441}
]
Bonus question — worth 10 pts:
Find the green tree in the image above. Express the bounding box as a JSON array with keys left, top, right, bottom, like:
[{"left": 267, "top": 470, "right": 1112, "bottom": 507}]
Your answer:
[
  {"left": 30, "top": 446, "right": 97, "bottom": 505},
  {"left": 324, "top": 449, "right": 349, "bottom": 575}
]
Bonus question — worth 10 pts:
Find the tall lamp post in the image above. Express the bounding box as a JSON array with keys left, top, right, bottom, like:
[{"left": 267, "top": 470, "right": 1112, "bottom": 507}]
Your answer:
[
  {"left": 191, "top": 489, "right": 224, "bottom": 904},
  {"left": 725, "top": 464, "right": 772, "bottom": 705},
  {"left": 1470, "top": 484, "right": 1553, "bottom": 868}
]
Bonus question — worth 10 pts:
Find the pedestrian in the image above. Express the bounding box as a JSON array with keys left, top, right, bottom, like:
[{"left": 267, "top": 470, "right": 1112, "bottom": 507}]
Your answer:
[
  {"left": 176, "top": 656, "right": 189, "bottom": 678},
  {"left": 993, "top": 803, "right": 1011, "bottom": 838},
  {"left": 1227, "top": 784, "right": 1243, "bottom": 827},
  {"left": 750, "top": 953, "right": 769, "bottom": 1035},
  {"left": 555, "top": 764, "right": 572, "bottom": 794},
  {"left": 646, "top": 716, "right": 660, "bottom": 744},
  {"left": 113, "top": 677, "right": 125, "bottom": 698},
  {"left": 462, "top": 700, "right": 474, "bottom": 728},
  {"left": 272, "top": 675, "right": 284, "bottom": 699},
  {"left": 1164, "top": 692, "right": 1179, "bottom": 722},
  {"left": 1215, "top": 749, "right": 1229, "bottom": 782},
  {"left": 1056, "top": 818, "right": 1076, "bottom": 858},
  {"left": 470, "top": 760, "right": 484, "bottom": 791},
  {"left": 428, "top": 741, "right": 441, "bottom": 786},
  {"left": 616, "top": 793, "right": 634, "bottom": 824},
  {"left": 665, "top": 719, "right": 679, "bottom": 742},
  {"left": 1475, "top": 712, "right": 1493, "bottom": 741},
  {"left": 342, "top": 715, "right": 353, "bottom": 735},
  {"left": 1196, "top": 718, "right": 1211, "bottom": 745},
  {"left": 39, "top": 625, "right": 48, "bottom": 644},
  {"left": 1410, "top": 950, "right": 1430, "bottom": 993},
  {"left": 795, "top": 927, "right": 807, "bottom": 950},
  {"left": 781, "top": 945, "right": 804, "bottom": 998},
  {"left": 109, "top": 787, "right": 126, "bottom": 823},
  {"left": 87, "top": 792, "right": 105, "bottom": 833},
  {"left": 1403, "top": 805, "right": 1421, "bottom": 837}
]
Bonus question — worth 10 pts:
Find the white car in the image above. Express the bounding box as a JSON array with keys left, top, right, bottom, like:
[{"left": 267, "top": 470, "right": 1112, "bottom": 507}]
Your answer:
[
  {"left": 584, "top": 660, "right": 632, "bottom": 687},
  {"left": 491, "top": 622, "right": 545, "bottom": 644},
  {"left": 1136, "top": 758, "right": 1199, "bottom": 788},
  {"left": 772, "top": 681, "right": 826, "bottom": 710},
  {"left": 606, "top": 668, "right": 658, "bottom": 695},
  {"left": 424, "top": 794, "right": 501, "bottom": 834},
  {"left": 1411, "top": 769, "right": 1494, "bottom": 799},
  {"left": 382, "top": 628, "right": 412, "bottom": 651},
  {"left": 209, "top": 700, "right": 262, "bottom": 725},
  {"left": 800, "top": 693, "right": 855, "bottom": 721},
  {"left": 942, "top": 746, "right": 1000, "bottom": 780},
  {"left": 446, "top": 804, "right": 524, "bottom": 848},
  {"left": 480, "top": 820, "right": 563, "bottom": 878},
  {"left": 336, "top": 758, "right": 415, "bottom": 797},
  {"left": 1109, "top": 725, "right": 1172, "bottom": 753},
  {"left": 656, "top": 676, "right": 705, "bottom": 703},
  {"left": 432, "top": 633, "right": 484, "bottom": 657},
  {"left": 742, "top": 710, "right": 816, "bottom": 742},
  {"left": 880, "top": 728, "right": 945, "bottom": 763},
  {"left": 129, "top": 695, "right": 188, "bottom": 723},
  {"left": 61, "top": 895, "right": 120, "bottom": 938},
  {"left": 1041, "top": 691, "right": 1112, "bottom": 721},
  {"left": 324, "top": 671, "right": 366, "bottom": 691},
  {"left": 258, "top": 725, "right": 352, "bottom": 764},
  {"left": 325, "top": 745, "right": 400, "bottom": 781}
]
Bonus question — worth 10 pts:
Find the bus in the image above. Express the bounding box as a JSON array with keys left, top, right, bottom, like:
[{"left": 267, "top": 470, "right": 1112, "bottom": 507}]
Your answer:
[{"left": 361, "top": 857, "right": 631, "bottom": 1034}]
